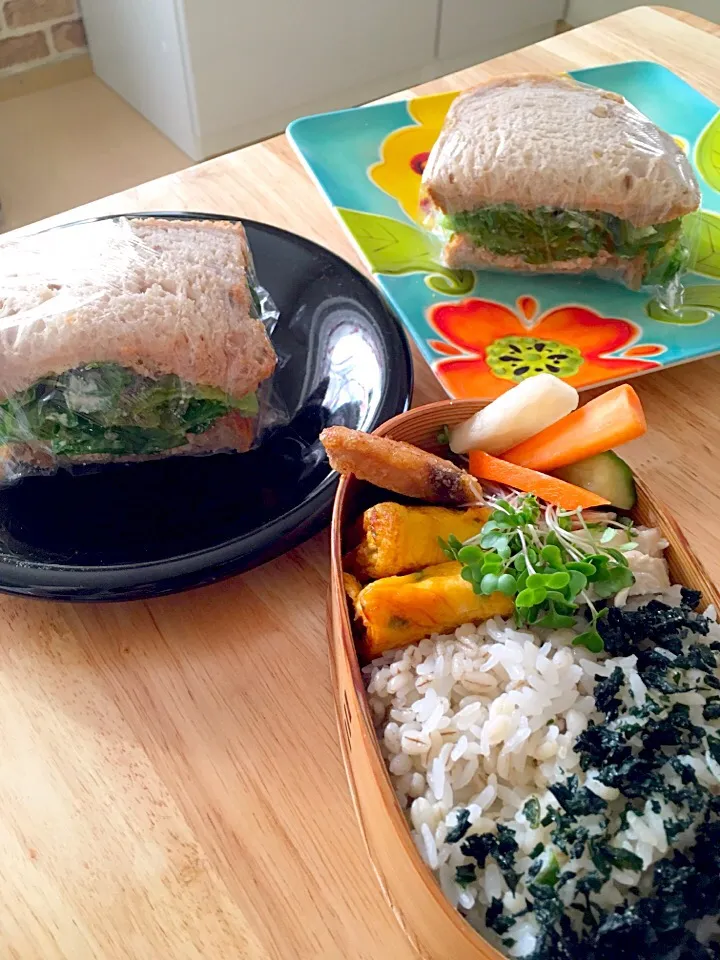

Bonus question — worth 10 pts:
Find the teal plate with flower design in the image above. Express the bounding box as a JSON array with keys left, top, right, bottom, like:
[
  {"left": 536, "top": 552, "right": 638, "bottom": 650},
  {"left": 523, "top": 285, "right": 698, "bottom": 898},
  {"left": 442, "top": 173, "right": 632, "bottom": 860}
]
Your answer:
[{"left": 288, "top": 61, "right": 720, "bottom": 399}]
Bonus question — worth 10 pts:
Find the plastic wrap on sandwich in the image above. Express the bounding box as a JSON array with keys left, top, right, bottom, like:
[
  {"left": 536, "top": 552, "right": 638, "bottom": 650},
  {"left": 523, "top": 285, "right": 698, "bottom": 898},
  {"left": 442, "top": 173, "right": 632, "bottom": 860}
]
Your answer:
[
  {"left": 0, "top": 216, "right": 287, "bottom": 483},
  {"left": 421, "top": 74, "right": 702, "bottom": 301}
]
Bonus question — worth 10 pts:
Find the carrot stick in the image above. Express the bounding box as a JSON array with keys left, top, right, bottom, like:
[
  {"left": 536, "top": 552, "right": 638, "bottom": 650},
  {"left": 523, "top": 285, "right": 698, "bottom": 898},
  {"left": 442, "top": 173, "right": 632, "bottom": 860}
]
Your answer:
[
  {"left": 468, "top": 450, "right": 610, "bottom": 511},
  {"left": 501, "top": 384, "right": 646, "bottom": 472}
]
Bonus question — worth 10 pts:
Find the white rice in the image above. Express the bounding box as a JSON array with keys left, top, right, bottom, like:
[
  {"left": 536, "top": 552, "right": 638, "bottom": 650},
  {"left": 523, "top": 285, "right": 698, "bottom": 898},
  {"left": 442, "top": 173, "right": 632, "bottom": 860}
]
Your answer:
[{"left": 363, "top": 534, "right": 720, "bottom": 954}]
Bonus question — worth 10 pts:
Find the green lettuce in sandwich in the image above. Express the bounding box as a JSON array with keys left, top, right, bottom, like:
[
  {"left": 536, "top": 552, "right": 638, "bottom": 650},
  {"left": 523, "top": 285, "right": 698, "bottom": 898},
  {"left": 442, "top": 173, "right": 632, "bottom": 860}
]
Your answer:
[{"left": 0, "top": 365, "right": 260, "bottom": 459}]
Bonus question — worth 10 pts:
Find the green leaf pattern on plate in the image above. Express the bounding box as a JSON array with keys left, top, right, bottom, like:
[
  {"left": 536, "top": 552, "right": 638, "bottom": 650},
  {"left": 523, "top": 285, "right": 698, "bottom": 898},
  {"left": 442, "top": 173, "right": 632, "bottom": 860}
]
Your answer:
[
  {"left": 685, "top": 209, "right": 720, "bottom": 278},
  {"left": 645, "top": 210, "right": 720, "bottom": 323},
  {"left": 425, "top": 273, "right": 475, "bottom": 295},
  {"left": 696, "top": 110, "right": 720, "bottom": 192},
  {"left": 646, "top": 284, "right": 720, "bottom": 324},
  {"left": 336, "top": 208, "right": 474, "bottom": 295}
]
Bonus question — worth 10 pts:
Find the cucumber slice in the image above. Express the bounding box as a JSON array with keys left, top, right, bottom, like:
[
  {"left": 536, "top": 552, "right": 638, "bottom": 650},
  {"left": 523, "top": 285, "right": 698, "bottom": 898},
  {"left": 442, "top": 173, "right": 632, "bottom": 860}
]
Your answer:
[{"left": 553, "top": 451, "right": 636, "bottom": 510}]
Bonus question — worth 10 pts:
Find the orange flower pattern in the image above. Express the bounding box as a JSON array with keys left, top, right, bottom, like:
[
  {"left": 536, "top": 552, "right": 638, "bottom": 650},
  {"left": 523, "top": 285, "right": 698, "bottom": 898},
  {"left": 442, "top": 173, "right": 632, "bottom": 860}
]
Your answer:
[{"left": 429, "top": 297, "right": 664, "bottom": 400}]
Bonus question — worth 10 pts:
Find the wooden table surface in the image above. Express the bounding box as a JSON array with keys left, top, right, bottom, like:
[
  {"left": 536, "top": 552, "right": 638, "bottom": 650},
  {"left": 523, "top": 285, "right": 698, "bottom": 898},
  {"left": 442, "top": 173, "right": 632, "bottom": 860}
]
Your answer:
[{"left": 3, "top": 7, "right": 720, "bottom": 959}]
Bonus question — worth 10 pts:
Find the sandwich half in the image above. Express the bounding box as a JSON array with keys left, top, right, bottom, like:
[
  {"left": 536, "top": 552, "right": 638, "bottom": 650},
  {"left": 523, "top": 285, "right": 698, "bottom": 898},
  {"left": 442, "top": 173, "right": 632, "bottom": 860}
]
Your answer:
[
  {"left": 421, "top": 74, "right": 700, "bottom": 288},
  {"left": 0, "top": 217, "right": 277, "bottom": 474}
]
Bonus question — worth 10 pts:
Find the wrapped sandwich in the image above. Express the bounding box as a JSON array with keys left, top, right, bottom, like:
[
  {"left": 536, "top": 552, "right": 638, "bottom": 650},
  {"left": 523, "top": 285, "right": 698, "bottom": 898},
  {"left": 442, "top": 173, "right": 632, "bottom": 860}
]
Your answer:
[
  {"left": 421, "top": 74, "right": 701, "bottom": 290},
  {"left": 0, "top": 217, "right": 280, "bottom": 480}
]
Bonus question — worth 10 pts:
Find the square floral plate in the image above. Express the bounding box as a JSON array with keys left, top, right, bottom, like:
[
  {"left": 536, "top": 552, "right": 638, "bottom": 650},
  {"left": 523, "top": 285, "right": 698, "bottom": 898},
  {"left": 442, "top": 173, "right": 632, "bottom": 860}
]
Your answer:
[{"left": 288, "top": 61, "right": 720, "bottom": 399}]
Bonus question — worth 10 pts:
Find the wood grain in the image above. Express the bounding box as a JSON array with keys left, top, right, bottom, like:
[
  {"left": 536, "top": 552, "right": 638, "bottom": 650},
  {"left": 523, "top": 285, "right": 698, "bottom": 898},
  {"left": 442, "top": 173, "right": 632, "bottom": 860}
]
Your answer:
[
  {"left": 329, "top": 400, "right": 720, "bottom": 960},
  {"left": 1, "top": 8, "right": 719, "bottom": 958},
  {"left": 655, "top": 6, "right": 720, "bottom": 37}
]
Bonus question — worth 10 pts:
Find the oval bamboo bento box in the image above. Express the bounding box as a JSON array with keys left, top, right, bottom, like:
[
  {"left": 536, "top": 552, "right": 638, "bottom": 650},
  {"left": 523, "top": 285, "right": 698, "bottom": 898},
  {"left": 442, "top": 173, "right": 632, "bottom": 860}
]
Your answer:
[{"left": 327, "top": 399, "right": 720, "bottom": 960}]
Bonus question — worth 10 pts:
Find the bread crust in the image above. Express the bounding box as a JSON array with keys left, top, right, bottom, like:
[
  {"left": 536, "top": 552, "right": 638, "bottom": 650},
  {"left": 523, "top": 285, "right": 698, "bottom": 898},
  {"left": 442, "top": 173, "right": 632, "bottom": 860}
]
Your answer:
[
  {"left": 423, "top": 74, "right": 700, "bottom": 227},
  {"left": 0, "top": 217, "right": 277, "bottom": 399}
]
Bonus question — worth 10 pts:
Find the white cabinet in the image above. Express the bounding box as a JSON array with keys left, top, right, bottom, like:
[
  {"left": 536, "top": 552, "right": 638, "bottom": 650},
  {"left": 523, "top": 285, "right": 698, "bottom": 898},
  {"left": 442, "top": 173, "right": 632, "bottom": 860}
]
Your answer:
[
  {"left": 81, "top": 0, "right": 563, "bottom": 162},
  {"left": 439, "top": 0, "right": 563, "bottom": 63},
  {"left": 180, "top": 0, "right": 439, "bottom": 158},
  {"left": 82, "top": 0, "right": 439, "bottom": 160},
  {"left": 80, "top": 0, "right": 197, "bottom": 158}
]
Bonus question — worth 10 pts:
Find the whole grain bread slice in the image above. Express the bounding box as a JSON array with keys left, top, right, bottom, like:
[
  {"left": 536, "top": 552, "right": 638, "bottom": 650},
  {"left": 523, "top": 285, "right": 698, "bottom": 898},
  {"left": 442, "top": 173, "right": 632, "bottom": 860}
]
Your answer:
[
  {"left": 0, "top": 217, "right": 277, "bottom": 400},
  {"left": 423, "top": 74, "right": 700, "bottom": 227}
]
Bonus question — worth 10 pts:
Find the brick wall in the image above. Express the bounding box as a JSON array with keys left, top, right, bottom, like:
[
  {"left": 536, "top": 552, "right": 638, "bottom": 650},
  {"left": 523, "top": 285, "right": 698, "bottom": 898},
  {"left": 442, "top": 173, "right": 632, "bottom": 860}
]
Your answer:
[{"left": 0, "top": 0, "right": 86, "bottom": 77}]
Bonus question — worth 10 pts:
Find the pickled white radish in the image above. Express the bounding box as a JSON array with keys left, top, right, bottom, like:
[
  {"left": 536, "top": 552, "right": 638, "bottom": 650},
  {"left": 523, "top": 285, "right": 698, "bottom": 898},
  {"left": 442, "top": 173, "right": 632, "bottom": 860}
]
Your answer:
[{"left": 449, "top": 374, "right": 579, "bottom": 455}]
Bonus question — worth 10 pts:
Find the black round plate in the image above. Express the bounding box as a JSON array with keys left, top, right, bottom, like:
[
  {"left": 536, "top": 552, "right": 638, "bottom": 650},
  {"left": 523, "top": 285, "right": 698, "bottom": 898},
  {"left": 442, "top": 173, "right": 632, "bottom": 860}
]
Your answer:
[{"left": 0, "top": 212, "right": 412, "bottom": 601}]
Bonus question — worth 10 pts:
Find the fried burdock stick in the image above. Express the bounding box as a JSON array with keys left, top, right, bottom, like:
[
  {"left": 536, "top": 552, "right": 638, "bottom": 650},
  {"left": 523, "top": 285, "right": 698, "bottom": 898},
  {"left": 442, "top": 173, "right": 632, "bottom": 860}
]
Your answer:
[{"left": 320, "top": 426, "right": 484, "bottom": 505}]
